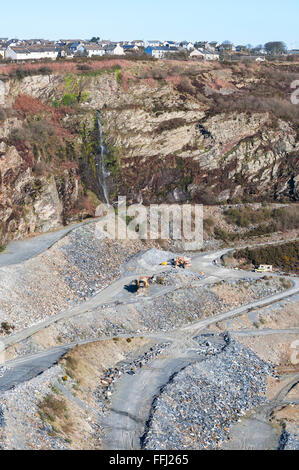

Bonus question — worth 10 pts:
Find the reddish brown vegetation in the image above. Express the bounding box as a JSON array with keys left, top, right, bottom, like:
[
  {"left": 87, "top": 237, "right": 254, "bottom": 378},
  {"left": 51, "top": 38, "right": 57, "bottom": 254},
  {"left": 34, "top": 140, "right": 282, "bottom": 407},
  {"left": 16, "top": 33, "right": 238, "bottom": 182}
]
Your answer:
[
  {"left": 13, "top": 94, "right": 74, "bottom": 140},
  {"left": 206, "top": 77, "right": 236, "bottom": 91},
  {"left": 60, "top": 161, "right": 79, "bottom": 170},
  {"left": 165, "top": 75, "right": 183, "bottom": 86},
  {"left": 0, "top": 58, "right": 132, "bottom": 76},
  {"left": 13, "top": 94, "right": 51, "bottom": 116}
]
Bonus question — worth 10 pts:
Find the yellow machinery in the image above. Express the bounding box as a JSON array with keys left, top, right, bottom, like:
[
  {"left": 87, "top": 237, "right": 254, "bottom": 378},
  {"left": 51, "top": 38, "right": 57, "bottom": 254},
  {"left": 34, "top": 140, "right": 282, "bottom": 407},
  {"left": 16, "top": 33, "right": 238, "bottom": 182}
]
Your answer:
[
  {"left": 173, "top": 256, "right": 192, "bottom": 269},
  {"left": 137, "top": 276, "right": 150, "bottom": 289}
]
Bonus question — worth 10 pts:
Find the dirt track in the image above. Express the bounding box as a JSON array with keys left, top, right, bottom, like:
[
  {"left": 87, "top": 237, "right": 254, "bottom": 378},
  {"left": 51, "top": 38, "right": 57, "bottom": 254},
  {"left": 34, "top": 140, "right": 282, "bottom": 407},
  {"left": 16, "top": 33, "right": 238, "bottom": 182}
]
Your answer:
[{"left": 0, "top": 222, "right": 298, "bottom": 449}]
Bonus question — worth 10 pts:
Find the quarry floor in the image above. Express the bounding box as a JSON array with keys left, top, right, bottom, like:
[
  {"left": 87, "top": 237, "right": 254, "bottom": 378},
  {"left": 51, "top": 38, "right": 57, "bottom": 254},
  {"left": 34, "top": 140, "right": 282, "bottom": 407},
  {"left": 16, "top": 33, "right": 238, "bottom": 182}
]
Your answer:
[{"left": 0, "top": 220, "right": 298, "bottom": 450}]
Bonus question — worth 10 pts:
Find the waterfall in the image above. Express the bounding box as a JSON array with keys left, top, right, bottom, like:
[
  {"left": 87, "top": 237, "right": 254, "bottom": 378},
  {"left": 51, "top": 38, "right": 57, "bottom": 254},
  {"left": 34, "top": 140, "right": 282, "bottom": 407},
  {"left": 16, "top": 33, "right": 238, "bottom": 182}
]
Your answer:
[{"left": 96, "top": 111, "right": 110, "bottom": 206}]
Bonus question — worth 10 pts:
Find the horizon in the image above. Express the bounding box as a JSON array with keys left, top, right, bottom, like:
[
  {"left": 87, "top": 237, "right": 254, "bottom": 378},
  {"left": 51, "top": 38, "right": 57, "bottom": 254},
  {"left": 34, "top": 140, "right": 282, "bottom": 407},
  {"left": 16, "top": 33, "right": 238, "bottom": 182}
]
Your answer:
[{"left": 0, "top": 0, "right": 298, "bottom": 50}]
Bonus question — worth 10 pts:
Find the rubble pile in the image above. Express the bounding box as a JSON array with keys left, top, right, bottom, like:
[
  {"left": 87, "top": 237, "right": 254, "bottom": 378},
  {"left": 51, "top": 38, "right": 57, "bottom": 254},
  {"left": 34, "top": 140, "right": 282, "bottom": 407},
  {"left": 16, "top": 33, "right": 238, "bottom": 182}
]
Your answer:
[
  {"left": 0, "top": 367, "right": 8, "bottom": 378},
  {"left": 97, "top": 342, "right": 170, "bottom": 402},
  {"left": 27, "top": 276, "right": 286, "bottom": 349},
  {"left": 143, "top": 338, "right": 275, "bottom": 450},
  {"left": 284, "top": 434, "right": 299, "bottom": 450},
  {"left": 60, "top": 224, "right": 144, "bottom": 300},
  {"left": 152, "top": 270, "right": 204, "bottom": 288},
  {"left": 0, "top": 223, "right": 146, "bottom": 334},
  {"left": 135, "top": 278, "right": 285, "bottom": 332},
  {"left": 0, "top": 366, "right": 70, "bottom": 450},
  {"left": 193, "top": 333, "right": 230, "bottom": 356}
]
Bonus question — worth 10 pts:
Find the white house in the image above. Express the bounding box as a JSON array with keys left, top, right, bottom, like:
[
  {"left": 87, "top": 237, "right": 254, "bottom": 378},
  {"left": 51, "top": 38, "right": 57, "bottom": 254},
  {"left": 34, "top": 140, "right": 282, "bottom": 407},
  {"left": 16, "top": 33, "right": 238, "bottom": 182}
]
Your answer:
[
  {"left": 131, "top": 40, "right": 144, "bottom": 47},
  {"left": 78, "top": 44, "right": 106, "bottom": 57},
  {"left": 6, "top": 46, "right": 31, "bottom": 60},
  {"left": 219, "top": 43, "right": 236, "bottom": 52},
  {"left": 190, "top": 49, "right": 219, "bottom": 60},
  {"left": 209, "top": 41, "right": 220, "bottom": 49},
  {"left": 146, "top": 40, "right": 161, "bottom": 47},
  {"left": 196, "top": 41, "right": 210, "bottom": 50},
  {"left": 68, "top": 41, "right": 84, "bottom": 54},
  {"left": 28, "top": 46, "right": 58, "bottom": 60},
  {"left": 7, "top": 46, "right": 58, "bottom": 61},
  {"left": 145, "top": 45, "right": 179, "bottom": 58},
  {"left": 163, "top": 41, "right": 177, "bottom": 47},
  {"left": 208, "top": 52, "right": 220, "bottom": 60},
  {"left": 206, "top": 43, "right": 216, "bottom": 52},
  {"left": 186, "top": 42, "right": 195, "bottom": 51},
  {"left": 190, "top": 49, "right": 204, "bottom": 59},
  {"left": 113, "top": 44, "right": 125, "bottom": 55}
]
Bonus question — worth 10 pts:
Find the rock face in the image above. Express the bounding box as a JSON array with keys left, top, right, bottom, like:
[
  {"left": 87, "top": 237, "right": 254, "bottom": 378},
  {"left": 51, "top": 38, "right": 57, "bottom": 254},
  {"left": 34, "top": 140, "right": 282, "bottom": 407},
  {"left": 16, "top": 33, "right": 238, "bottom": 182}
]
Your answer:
[
  {"left": 94, "top": 78, "right": 298, "bottom": 205},
  {"left": 0, "top": 138, "right": 79, "bottom": 244},
  {"left": 0, "top": 60, "right": 298, "bottom": 243},
  {"left": 0, "top": 79, "right": 86, "bottom": 245}
]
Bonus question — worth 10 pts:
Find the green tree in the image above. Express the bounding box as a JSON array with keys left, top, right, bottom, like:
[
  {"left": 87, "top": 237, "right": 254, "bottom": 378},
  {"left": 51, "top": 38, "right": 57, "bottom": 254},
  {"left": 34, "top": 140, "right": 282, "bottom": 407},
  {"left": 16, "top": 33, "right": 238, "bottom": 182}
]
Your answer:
[
  {"left": 64, "top": 74, "right": 90, "bottom": 104},
  {"left": 90, "top": 37, "right": 100, "bottom": 43}
]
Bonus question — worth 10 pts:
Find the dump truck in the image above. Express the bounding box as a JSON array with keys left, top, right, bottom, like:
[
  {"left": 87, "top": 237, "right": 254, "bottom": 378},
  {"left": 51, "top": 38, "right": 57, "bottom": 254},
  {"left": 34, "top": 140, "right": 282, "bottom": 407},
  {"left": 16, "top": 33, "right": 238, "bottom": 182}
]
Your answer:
[
  {"left": 130, "top": 275, "right": 152, "bottom": 293},
  {"left": 137, "top": 276, "right": 151, "bottom": 289},
  {"left": 130, "top": 276, "right": 152, "bottom": 291}
]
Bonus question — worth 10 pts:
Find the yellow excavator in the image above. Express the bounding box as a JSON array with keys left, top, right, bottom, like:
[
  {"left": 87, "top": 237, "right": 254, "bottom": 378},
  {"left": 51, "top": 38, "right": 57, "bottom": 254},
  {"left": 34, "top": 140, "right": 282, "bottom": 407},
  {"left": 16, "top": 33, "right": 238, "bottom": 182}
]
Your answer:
[
  {"left": 173, "top": 256, "right": 192, "bottom": 269},
  {"left": 160, "top": 257, "right": 192, "bottom": 269}
]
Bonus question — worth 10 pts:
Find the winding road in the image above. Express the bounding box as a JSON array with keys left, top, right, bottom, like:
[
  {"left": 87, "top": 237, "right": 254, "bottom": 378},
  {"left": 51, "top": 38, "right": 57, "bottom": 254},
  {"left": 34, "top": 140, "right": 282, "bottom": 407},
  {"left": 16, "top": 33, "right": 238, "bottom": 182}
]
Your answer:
[
  {"left": 0, "top": 218, "right": 98, "bottom": 267},
  {"left": 0, "top": 221, "right": 298, "bottom": 450}
]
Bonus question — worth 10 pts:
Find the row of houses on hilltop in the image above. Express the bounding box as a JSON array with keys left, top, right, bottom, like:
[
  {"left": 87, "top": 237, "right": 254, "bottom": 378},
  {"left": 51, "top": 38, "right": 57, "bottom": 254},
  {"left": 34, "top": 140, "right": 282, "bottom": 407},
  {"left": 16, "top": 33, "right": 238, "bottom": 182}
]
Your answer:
[
  {"left": 0, "top": 37, "right": 297, "bottom": 61},
  {"left": 0, "top": 38, "right": 59, "bottom": 60},
  {"left": 6, "top": 46, "right": 58, "bottom": 61},
  {"left": 0, "top": 38, "right": 146, "bottom": 60}
]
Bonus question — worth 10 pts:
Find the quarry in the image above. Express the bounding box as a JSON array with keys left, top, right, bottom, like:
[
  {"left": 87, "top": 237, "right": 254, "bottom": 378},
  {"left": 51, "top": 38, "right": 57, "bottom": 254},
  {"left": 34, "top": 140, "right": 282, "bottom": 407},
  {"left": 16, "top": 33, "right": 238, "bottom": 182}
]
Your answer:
[{"left": 0, "top": 57, "right": 298, "bottom": 451}]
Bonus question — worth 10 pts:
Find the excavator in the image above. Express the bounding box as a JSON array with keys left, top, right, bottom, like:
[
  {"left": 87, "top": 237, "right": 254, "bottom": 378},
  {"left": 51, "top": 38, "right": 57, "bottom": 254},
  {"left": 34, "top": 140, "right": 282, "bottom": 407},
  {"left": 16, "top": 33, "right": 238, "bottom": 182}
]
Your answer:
[
  {"left": 133, "top": 257, "right": 192, "bottom": 292},
  {"left": 172, "top": 256, "right": 192, "bottom": 269},
  {"left": 160, "top": 257, "right": 192, "bottom": 269}
]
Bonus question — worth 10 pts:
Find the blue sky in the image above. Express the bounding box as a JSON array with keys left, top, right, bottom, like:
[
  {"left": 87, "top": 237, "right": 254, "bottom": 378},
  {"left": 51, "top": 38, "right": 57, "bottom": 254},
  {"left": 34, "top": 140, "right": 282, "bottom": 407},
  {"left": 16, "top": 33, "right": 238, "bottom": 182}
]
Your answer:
[{"left": 1, "top": 0, "right": 298, "bottom": 48}]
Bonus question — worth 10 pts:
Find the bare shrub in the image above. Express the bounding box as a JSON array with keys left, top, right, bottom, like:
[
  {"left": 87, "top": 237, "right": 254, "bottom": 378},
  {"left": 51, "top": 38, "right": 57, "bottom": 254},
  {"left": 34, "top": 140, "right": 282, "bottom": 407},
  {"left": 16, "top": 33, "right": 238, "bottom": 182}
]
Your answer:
[
  {"left": 77, "top": 64, "right": 92, "bottom": 71},
  {"left": 32, "top": 160, "right": 49, "bottom": 176},
  {"left": 139, "top": 67, "right": 168, "bottom": 80},
  {"left": 0, "top": 108, "right": 6, "bottom": 122},
  {"left": 9, "top": 119, "right": 56, "bottom": 145},
  {"left": 177, "top": 77, "right": 196, "bottom": 95},
  {"left": 203, "top": 217, "right": 215, "bottom": 231},
  {"left": 156, "top": 117, "right": 186, "bottom": 133},
  {"left": 272, "top": 206, "right": 299, "bottom": 231},
  {"left": 224, "top": 206, "right": 272, "bottom": 227}
]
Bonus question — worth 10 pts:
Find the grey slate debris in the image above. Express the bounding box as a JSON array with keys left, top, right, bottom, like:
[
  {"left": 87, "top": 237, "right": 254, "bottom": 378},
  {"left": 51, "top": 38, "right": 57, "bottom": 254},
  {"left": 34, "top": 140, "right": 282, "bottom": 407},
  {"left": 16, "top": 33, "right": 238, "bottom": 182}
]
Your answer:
[
  {"left": 97, "top": 342, "right": 170, "bottom": 402},
  {"left": 143, "top": 336, "right": 275, "bottom": 450},
  {"left": 59, "top": 224, "right": 143, "bottom": 301},
  {"left": 284, "top": 433, "right": 299, "bottom": 450}
]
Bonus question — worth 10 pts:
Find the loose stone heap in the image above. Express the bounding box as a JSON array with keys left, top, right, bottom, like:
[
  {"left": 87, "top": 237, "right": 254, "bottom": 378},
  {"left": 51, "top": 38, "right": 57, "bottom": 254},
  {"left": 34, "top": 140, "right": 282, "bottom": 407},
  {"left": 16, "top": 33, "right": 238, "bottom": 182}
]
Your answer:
[
  {"left": 97, "top": 342, "right": 170, "bottom": 402},
  {"left": 143, "top": 337, "right": 275, "bottom": 450}
]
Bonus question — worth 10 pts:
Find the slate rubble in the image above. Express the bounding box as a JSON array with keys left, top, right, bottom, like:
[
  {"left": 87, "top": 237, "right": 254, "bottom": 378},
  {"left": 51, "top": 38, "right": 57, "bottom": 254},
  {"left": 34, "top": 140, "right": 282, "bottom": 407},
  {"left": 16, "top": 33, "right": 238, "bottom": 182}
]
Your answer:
[
  {"left": 143, "top": 336, "right": 275, "bottom": 450},
  {"left": 97, "top": 342, "right": 171, "bottom": 402}
]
